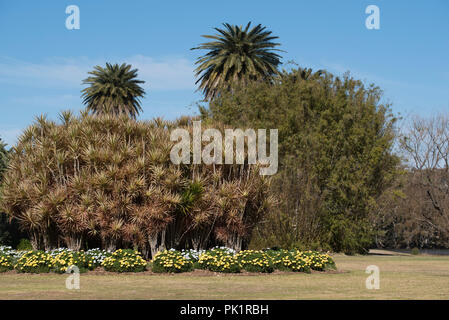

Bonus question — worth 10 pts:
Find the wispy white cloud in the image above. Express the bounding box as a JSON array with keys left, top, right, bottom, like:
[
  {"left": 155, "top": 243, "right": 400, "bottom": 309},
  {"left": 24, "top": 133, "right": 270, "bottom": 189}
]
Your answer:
[
  {"left": 9, "top": 94, "right": 80, "bottom": 107},
  {"left": 127, "top": 55, "right": 196, "bottom": 91},
  {"left": 317, "top": 59, "right": 408, "bottom": 88},
  {"left": 287, "top": 56, "right": 409, "bottom": 89},
  {"left": 0, "top": 55, "right": 196, "bottom": 91},
  {"left": 0, "top": 56, "right": 89, "bottom": 88},
  {"left": 0, "top": 55, "right": 199, "bottom": 146}
]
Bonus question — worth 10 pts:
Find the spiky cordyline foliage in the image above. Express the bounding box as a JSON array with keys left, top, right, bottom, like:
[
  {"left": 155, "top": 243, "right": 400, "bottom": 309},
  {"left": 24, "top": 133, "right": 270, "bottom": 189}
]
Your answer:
[
  {"left": 0, "top": 137, "right": 8, "bottom": 179},
  {"left": 0, "top": 112, "right": 272, "bottom": 256},
  {"left": 192, "top": 22, "right": 282, "bottom": 100},
  {"left": 81, "top": 63, "right": 145, "bottom": 118}
]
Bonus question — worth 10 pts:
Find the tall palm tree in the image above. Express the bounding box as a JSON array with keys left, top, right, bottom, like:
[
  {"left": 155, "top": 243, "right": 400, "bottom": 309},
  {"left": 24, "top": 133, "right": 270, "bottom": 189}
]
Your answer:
[
  {"left": 192, "top": 22, "right": 283, "bottom": 100},
  {"left": 81, "top": 63, "right": 145, "bottom": 118}
]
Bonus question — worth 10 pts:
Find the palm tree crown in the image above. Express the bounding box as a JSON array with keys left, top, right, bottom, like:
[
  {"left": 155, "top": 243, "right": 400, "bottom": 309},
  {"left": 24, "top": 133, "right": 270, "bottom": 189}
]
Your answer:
[
  {"left": 81, "top": 63, "right": 145, "bottom": 118},
  {"left": 192, "top": 22, "right": 282, "bottom": 100}
]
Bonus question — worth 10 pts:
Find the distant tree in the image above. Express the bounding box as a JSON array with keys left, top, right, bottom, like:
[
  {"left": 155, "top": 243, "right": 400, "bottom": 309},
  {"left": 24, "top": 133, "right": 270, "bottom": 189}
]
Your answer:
[
  {"left": 192, "top": 22, "right": 283, "bottom": 100},
  {"left": 81, "top": 63, "right": 145, "bottom": 118},
  {"left": 372, "top": 168, "right": 449, "bottom": 249},
  {"left": 396, "top": 115, "right": 449, "bottom": 245}
]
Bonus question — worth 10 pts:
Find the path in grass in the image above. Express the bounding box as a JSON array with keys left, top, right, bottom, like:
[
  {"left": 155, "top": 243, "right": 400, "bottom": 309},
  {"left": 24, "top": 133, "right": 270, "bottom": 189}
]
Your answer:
[{"left": 1, "top": 252, "right": 449, "bottom": 299}]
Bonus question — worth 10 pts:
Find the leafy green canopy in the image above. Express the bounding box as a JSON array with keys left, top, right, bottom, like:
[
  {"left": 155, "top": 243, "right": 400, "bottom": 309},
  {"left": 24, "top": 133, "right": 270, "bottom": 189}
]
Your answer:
[
  {"left": 81, "top": 63, "right": 145, "bottom": 119},
  {"left": 206, "top": 68, "right": 400, "bottom": 254},
  {"left": 192, "top": 22, "right": 283, "bottom": 101}
]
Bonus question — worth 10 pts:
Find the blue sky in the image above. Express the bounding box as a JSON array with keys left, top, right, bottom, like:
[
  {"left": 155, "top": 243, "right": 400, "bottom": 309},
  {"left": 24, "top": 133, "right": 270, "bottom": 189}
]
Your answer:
[{"left": 0, "top": 0, "right": 448, "bottom": 146}]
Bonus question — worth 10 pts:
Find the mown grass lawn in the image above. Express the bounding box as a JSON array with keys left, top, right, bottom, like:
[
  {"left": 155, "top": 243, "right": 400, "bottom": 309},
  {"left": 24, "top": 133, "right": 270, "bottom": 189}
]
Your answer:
[{"left": 1, "top": 251, "right": 449, "bottom": 300}]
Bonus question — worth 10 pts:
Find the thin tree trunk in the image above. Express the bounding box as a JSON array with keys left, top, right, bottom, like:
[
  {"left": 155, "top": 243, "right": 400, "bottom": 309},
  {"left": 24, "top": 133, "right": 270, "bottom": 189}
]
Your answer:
[
  {"left": 149, "top": 233, "right": 159, "bottom": 259},
  {"left": 65, "top": 234, "right": 83, "bottom": 251}
]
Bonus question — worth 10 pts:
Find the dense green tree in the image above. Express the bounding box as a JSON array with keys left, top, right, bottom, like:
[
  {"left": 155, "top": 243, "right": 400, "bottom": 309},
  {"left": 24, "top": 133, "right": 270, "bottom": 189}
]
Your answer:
[
  {"left": 204, "top": 68, "right": 400, "bottom": 254},
  {"left": 192, "top": 22, "right": 282, "bottom": 100},
  {"left": 81, "top": 63, "right": 145, "bottom": 118}
]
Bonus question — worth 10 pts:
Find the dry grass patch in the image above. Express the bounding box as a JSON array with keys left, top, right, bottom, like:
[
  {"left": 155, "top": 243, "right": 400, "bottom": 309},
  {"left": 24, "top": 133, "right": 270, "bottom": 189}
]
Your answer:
[{"left": 1, "top": 252, "right": 449, "bottom": 299}]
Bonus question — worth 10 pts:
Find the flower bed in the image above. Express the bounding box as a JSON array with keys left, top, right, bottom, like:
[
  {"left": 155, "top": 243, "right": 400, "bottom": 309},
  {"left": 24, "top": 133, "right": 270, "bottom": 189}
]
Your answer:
[
  {"left": 0, "top": 245, "right": 24, "bottom": 262},
  {"left": 86, "top": 248, "right": 112, "bottom": 268},
  {"left": 301, "top": 250, "right": 336, "bottom": 271},
  {"left": 268, "top": 249, "right": 336, "bottom": 272},
  {"left": 193, "top": 247, "right": 335, "bottom": 274},
  {"left": 151, "top": 249, "right": 194, "bottom": 273},
  {"left": 269, "top": 249, "right": 311, "bottom": 272},
  {"left": 0, "top": 252, "right": 14, "bottom": 272},
  {"left": 198, "top": 247, "right": 241, "bottom": 273},
  {"left": 102, "top": 249, "right": 147, "bottom": 273},
  {"left": 0, "top": 246, "right": 113, "bottom": 274},
  {"left": 0, "top": 245, "right": 336, "bottom": 274},
  {"left": 0, "top": 246, "right": 20, "bottom": 272},
  {"left": 52, "top": 250, "right": 93, "bottom": 273},
  {"left": 15, "top": 251, "right": 54, "bottom": 273},
  {"left": 235, "top": 250, "right": 275, "bottom": 273}
]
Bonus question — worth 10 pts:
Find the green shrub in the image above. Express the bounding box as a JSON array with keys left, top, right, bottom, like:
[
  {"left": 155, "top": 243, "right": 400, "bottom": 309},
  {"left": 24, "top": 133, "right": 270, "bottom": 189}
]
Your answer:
[
  {"left": 266, "top": 249, "right": 335, "bottom": 272},
  {"left": 411, "top": 247, "right": 420, "bottom": 255},
  {"left": 299, "top": 250, "right": 336, "bottom": 271},
  {"left": 197, "top": 248, "right": 232, "bottom": 268},
  {"left": 102, "top": 249, "right": 147, "bottom": 273},
  {"left": 235, "top": 250, "right": 274, "bottom": 273},
  {"left": 152, "top": 250, "right": 194, "bottom": 273},
  {"left": 198, "top": 250, "right": 241, "bottom": 273},
  {"left": 15, "top": 251, "right": 53, "bottom": 273},
  {"left": 0, "top": 252, "right": 14, "bottom": 272},
  {"left": 16, "top": 238, "right": 32, "bottom": 251},
  {"left": 52, "top": 250, "right": 93, "bottom": 273},
  {"left": 0, "top": 245, "right": 23, "bottom": 265},
  {"left": 180, "top": 249, "right": 206, "bottom": 262},
  {"left": 268, "top": 249, "right": 311, "bottom": 273},
  {"left": 85, "top": 248, "right": 112, "bottom": 268}
]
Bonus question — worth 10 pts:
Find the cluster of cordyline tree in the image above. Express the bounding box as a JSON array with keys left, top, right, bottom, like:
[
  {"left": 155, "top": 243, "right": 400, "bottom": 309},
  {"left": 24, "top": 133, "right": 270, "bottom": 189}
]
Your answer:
[{"left": 0, "top": 112, "right": 272, "bottom": 258}]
